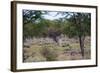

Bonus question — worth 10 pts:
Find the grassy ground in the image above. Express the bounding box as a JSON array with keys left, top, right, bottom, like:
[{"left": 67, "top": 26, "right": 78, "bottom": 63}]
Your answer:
[{"left": 23, "top": 37, "right": 91, "bottom": 62}]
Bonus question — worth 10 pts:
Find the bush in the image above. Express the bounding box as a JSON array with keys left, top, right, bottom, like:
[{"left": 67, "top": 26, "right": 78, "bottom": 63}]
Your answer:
[{"left": 40, "top": 46, "right": 58, "bottom": 61}]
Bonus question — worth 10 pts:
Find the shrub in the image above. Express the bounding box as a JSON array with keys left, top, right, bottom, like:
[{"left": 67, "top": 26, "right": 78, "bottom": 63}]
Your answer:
[{"left": 40, "top": 46, "right": 58, "bottom": 61}]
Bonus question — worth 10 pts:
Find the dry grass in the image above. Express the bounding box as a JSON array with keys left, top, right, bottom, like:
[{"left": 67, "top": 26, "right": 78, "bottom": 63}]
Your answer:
[{"left": 23, "top": 37, "right": 91, "bottom": 62}]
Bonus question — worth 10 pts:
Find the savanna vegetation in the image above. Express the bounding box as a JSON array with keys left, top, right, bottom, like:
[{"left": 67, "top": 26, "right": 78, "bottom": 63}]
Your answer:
[{"left": 23, "top": 10, "right": 91, "bottom": 62}]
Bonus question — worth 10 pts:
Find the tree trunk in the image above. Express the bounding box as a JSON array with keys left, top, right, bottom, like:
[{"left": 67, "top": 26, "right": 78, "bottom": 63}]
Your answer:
[{"left": 79, "top": 36, "right": 85, "bottom": 58}]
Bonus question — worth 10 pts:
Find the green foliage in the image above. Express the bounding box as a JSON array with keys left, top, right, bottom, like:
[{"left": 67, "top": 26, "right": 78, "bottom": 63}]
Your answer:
[
  {"left": 23, "top": 10, "right": 91, "bottom": 42},
  {"left": 62, "top": 13, "right": 91, "bottom": 38},
  {"left": 23, "top": 23, "right": 34, "bottom": 40}
]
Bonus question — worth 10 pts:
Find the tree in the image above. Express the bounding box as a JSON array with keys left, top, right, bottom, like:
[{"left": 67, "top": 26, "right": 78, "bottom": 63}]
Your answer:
[
  {"left": 63, "top": 12, "right": 91, "bottom": 58},
  {"left": 23, "top": 10, "right": 64, "bottom": 43},
  {"left": 23, "top": 10, "right": 48, "bottom": 41},
  {"left": 23, "top": 10, "right": 46, "bottom": 24}
]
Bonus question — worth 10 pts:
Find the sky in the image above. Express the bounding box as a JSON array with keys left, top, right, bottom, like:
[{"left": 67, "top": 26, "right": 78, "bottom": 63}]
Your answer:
[{"left": 42, "top": 11, "right": 66, "bottom": 20}]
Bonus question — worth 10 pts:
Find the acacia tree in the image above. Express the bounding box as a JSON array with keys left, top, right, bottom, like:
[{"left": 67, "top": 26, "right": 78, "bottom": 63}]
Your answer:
[{"left": 63, "top": 12, "right": 91, "bottom": 58}]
